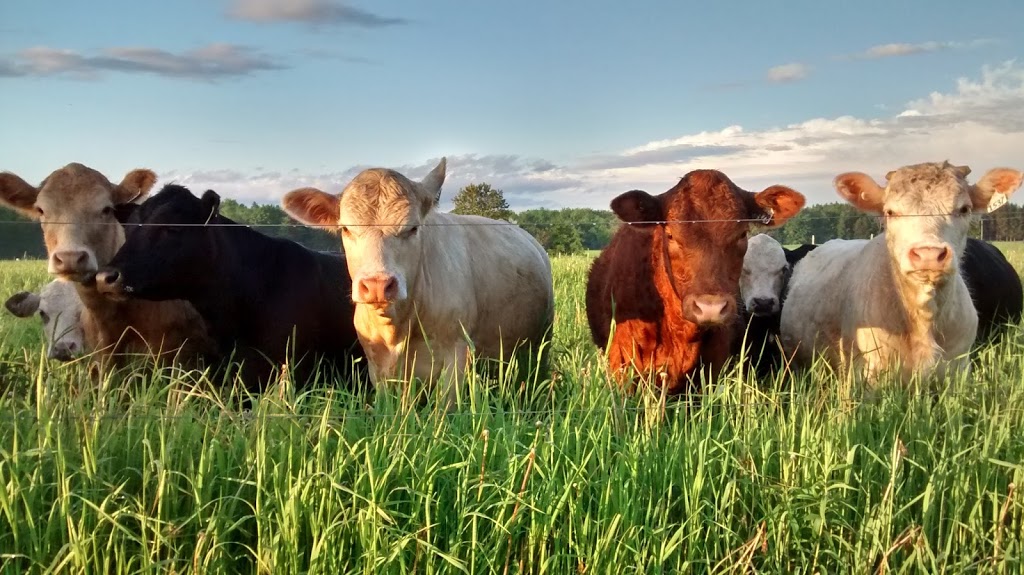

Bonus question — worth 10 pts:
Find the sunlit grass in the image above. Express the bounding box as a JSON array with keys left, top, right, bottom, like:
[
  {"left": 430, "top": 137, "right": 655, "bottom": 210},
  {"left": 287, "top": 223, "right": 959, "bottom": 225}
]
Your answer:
[{"left": 1, "top": 249, "right": 1023, "bottom": 574}]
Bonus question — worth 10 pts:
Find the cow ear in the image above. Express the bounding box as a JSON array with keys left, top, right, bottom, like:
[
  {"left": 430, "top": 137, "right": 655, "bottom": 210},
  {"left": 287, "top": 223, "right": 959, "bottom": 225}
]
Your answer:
[
  {"left": 751, "top": 185, "right": 805, "bottom": 228},
  {"left": 113, "top": 169, "right": 157, "bottom": 205},
  {"left": 200, "top": 190, "right": 221, "bottom": 219},
  {"left": 419, "top": 157, "right": 447, "bottom": 213},
  {"left": 282, "top": 187, "right": 341, "bottom": 232},
  {"left": 114, "top": 202, "right": 139, "bottom": 224},
  {"left": 5, "top": 291, "right": 40, "bottom": 318},
  {"left": 0, "top": 172, "right": 41, "bottom": 219},
  {"left": 970, "top": 168, "right": 1023, "bottom": 213},
  {"left": 611, "top": 190, "right": 663, "bottom": 225},
  {"left": 834, "top": 172, "right": 885, "bottom": 214}
]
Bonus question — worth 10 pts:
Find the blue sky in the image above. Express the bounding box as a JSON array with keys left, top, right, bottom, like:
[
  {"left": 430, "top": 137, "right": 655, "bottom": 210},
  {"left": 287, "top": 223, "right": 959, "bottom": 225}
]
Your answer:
[{"left": 2, "top": 0, "right": 1024, "bottom": 209}]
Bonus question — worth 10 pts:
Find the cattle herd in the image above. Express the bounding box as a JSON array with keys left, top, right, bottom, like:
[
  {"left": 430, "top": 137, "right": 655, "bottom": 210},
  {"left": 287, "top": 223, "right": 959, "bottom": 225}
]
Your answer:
[{"left": 1, "top": 160, "right": 1022, "bottom": 403}]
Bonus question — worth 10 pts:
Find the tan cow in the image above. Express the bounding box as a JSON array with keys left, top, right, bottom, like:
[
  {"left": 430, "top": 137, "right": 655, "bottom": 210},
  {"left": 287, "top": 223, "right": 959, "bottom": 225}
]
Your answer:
[
  {"left": 780, "top": 161, "right": 1022, "bottom": 385},
  {"left": 0, "top": 163, "right": 215, "bottom": 369},
  {"left": 281, "top": 158, "right": 555, "bottom": 405}
]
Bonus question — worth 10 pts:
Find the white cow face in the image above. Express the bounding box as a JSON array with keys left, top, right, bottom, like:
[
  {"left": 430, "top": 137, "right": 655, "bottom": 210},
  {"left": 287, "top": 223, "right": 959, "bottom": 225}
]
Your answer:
[
  {"left": 740, "top": 234, "right": 788, "bottom": 316},
  {"left": 835, "top": 162, "right": 1023, "bottom": 285},
  {"left": 5, "top": 280, "right": 85, "bottom": 361},
  {"left": 282, "top": 158, "right": 447, "bottom": 310}
]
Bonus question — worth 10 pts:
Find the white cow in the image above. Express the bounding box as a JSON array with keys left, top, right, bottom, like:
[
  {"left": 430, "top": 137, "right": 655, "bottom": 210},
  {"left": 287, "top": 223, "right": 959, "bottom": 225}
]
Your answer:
[
  {"left": 5, "top": 279, "right": 85, "bottom": 361},
  {"left": 281, "top": 158, "right": 555, "bottom": 405},
  {"left": 781, "top": 161, "right": 1022, "bottom": 385}
]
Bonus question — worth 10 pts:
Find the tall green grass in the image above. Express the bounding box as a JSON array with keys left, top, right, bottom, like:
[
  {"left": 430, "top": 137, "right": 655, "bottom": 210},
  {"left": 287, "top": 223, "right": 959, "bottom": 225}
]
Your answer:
[{"left": 0, "top": 249, "right": 1022, "bottom": 574}]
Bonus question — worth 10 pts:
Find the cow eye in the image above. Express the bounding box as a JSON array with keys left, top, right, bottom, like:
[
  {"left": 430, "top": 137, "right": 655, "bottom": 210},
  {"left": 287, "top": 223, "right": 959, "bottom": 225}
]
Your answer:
[
  {"left": 35, "top": 207, "right": 44, "bottom": 216},
  {"left": 402, "top": 226, "right": 420, "bottom": 239},
  {"left": 958, "top": 205, "right": 971, "bottom": 215},
  {"left": 340, "top": 226, "right": 351, "bottom": 238},
  {"left": 39, "top": 310, "right": 49, "bottom": 323},
  {"left": 101, "top": 206, "right": 115, "bottom": 217},
  {"left": 884, "top": 209, "right": 896, "bottom": 218}
]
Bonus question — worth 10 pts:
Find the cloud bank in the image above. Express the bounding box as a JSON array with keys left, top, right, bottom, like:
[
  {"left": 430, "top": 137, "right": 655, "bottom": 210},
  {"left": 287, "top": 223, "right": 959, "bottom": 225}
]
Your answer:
[
  {"left": 227, "top": 0, "right": 406, "bottom": 27},
  {"left": 0, "top": 44, "right": 284, "bottom": 80},
  {"left": 162, "top": 60, "right": 1024, "bottom": 211}
]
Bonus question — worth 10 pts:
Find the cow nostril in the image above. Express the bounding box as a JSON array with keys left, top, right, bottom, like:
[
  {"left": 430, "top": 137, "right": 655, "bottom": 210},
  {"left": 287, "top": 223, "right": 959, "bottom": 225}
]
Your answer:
[{"left": 102, "top": 271, "right": 120, "bottom": 285}]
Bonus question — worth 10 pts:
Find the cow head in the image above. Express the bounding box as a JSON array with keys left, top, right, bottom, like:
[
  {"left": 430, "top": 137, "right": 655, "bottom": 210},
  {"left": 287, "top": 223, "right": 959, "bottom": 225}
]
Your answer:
[
  {"left": 740, "top": 233, "right": 788, "bottom": 316},
  {"left": 95, "top": 185, "right": 221, "bottom": 301},
  {"left": 282, "top": 158, "right": 447, "bottom": 310},
  {"left": 611, "top": 170, "right": 804, "bottom": 327},
  {"left": 0, "top": 163, "right": 157, "bottom": 280},
  {"left": 5, "top": 280, "right": 85, "bottom": 361},
  {"left": 835, "top": 161, "right": 1023, "bottom": 285}
]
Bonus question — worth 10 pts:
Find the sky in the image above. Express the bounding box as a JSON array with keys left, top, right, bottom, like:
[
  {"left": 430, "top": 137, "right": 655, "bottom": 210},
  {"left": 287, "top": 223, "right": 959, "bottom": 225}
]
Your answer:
[{"left": 2, "top": 0, "right": 1024, "bottom": 211}]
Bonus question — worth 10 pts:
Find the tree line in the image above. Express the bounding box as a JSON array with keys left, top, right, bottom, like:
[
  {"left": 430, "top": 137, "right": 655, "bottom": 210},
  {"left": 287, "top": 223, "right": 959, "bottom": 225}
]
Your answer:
[{"left": 2, "top": 184, "right": 1022, "bottom": 260}]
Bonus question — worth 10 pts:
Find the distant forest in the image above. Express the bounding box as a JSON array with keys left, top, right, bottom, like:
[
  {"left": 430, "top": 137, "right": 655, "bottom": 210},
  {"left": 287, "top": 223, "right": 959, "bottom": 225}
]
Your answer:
[{"left": 2, "top": 201, "right": 1022, "bottom": 260}]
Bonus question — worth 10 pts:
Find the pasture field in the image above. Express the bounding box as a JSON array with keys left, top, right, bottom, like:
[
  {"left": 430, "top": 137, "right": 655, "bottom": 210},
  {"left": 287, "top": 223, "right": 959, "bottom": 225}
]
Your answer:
[{"left": 1, "top": 246, "right": 1024, "bottom": 574}]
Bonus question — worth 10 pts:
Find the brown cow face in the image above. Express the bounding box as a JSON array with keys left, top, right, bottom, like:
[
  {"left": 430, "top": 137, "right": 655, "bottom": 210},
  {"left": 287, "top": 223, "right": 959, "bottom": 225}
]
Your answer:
[
  {"left": 835, "top": 161, "right": 1022, "bottom": 284},
  {"left": 283, "top": 159, "right": 445, "bottom": 309},
  {"left": 0, "top": 163, "right": 157, "bottom": 279},
  {"left": 611, "top": 170, "right": 805, "bottom": 327}
]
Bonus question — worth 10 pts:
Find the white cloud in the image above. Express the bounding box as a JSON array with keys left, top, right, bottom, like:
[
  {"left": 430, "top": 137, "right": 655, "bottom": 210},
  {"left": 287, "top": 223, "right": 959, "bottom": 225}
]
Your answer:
[
  {"left": 163, "top": 61, "right": 1024, "bottom": 210},
  {"left": 0, "top": 43, "right": 284, "bottom": 80},
  {"left": 766, "top": 63, "right": 809, "bottom": 83},
  {"left": 846, "top": 38, "right": 994, "bottom": 60},
  {"left": 227, "top": 0, "right": 406, "bottom": 27}
]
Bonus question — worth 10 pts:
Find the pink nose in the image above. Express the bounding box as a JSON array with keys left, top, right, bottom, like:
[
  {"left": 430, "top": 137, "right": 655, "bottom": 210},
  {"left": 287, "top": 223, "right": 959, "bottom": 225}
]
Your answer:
[
  {"left": 52, "top": 251, "right": 89, "bottom": 274},
  {"left": 685, "top": 294, "right": 734, "bottom": 326},
  {"left": 908, "top": 245, "right": 952, "bottom": 272},
  {"left": 355, "top": 274, "right": 399, "bottom": 303}
]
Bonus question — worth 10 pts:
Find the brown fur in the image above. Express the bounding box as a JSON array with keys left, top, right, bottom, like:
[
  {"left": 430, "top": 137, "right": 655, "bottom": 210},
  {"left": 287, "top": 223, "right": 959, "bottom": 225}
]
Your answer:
[
  {"left": 0, "top": 163, "right": 216, "bottom": 371},
  {"left": 586, "top": 170, "right": 805, "bottom": 394}
]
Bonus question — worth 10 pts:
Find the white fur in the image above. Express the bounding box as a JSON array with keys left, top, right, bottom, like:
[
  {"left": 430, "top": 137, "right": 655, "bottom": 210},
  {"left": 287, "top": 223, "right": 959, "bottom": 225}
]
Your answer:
[
  {"left": 5, "top": 279, "right": 85, "bottom": 360},
  {"left": 740, "top": 234, "right": 788, "bottom": 315}
]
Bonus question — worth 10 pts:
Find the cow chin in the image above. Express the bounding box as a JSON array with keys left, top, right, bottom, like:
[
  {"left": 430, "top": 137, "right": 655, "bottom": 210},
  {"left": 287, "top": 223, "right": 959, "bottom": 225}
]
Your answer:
[{"left": 904, "top": 268, "right": 951, "bottom": 287}]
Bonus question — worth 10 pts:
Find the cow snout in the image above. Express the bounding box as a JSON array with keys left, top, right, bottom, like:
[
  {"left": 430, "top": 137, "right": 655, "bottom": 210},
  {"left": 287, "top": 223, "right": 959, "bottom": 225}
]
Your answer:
[
  {"left": 94, "top": 269, "right": 125, "bottom": 295},
  {"left": 750, "top": 297, "right": 778, "bottom": 316},
  {"left": 51, "top": 250, "right": 90, "bottom": 275},
  {"left": 48, "top": 341, "right": 79, "bottom": 361},
  {"left": 355, "top": 274, "right": 399, "bottom": 304},
  {"left": 908, "top": 244, "right": 952, "bottom": 272},
  {"left": 684, "top": 294, "right": 735, "bottom": 326}
]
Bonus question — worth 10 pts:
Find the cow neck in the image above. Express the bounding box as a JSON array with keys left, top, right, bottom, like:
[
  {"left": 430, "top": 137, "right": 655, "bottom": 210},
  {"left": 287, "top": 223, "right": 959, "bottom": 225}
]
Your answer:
[
  {"left": 655, "top": 226, "right": 686, "bottom": 304},
  {"left": 188, "top": 217, "right": 270, "bottom": 340}
]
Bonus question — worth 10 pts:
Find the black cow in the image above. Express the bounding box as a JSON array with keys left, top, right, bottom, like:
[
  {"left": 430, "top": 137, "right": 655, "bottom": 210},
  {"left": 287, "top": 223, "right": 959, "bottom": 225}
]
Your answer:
[
  {"left": 95, "top": 184, "right": 367, "bottom": 392},
  {"left": 961, "top": 238, "right": 1023, "bottom": 342}
]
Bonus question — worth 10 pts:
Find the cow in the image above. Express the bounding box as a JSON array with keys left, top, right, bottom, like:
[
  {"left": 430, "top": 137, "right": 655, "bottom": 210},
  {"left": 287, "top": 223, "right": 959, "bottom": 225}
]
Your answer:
[
  {"left": 5, "top": 279, "right": 85, "bottom": 361},
  {"left": 961, "top": 238, "right": 1023, "bottom": 342},
  {"left": 0, "top": 164, "right": 216, "bottom": 370},
  {"left": 780, "top": 161, "right": 1023, "bottom": 385},
  {"left": 585, "top": 170, "right": 806, "bottom": 395},
  {"left": 735, "top": 234, "right": 817, "bottom": 378},
  {"left": 280, "top": 158, "right": 555, "bottom": 407},
  {"left": 94, "top": 184, "right": 367, "bottom": 391}
]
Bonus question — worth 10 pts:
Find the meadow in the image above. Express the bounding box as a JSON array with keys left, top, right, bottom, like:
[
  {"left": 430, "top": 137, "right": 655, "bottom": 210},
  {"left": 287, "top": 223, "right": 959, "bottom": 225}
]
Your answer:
[{"left": 1, "top": 247, "right": 1023, "bottom": 574}]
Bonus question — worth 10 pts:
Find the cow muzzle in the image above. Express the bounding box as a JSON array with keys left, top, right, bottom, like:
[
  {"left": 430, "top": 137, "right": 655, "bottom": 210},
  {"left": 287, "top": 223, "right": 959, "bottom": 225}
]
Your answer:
[
  {"left": 94, "top": 269, "right": 131, "bottom": 298},
  {"left": 683, "top": 293, "right": 735, "bottom": 326},
  {"left": 748, "top": 296, "right": 779, "bottom": 317},
  {"left": 49, "top": 340, "right": 80, "bottom": 362},
  {"left": 50, "top": 250, "right": 93, "bottom": 278},
  {"left": 354, "top": 273, "right": 401, "bottom": 305},
  {"left": 906, "top": 243, "right": 954, "bottom": 283}
]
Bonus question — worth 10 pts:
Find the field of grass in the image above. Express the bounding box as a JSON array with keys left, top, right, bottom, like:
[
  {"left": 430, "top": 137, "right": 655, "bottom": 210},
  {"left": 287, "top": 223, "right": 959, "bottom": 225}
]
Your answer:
[{"left": 1, "top": 246, "right": 1023, "bottom": 574}]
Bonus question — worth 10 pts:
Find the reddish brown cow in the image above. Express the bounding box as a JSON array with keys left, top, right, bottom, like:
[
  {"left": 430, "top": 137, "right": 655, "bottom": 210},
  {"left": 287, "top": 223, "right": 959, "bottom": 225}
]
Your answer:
[{"left": 585, "top": 170, "right": 805, "bottom": 394}]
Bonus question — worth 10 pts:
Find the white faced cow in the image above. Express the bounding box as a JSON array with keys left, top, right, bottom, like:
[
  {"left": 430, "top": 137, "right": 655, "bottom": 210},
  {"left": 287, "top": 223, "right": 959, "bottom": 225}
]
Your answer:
[
  {"left": 5, "top": 280, "right": 85, "bottom": 361},
  {"left": 740, "top": 234, "right": 790, "bottom": 317},
  {"left": 781, "top": 161, "right": 1023, "bottom": 385},
  {"left": 282, "top": 158, "right": 555, "bottom": 405}
]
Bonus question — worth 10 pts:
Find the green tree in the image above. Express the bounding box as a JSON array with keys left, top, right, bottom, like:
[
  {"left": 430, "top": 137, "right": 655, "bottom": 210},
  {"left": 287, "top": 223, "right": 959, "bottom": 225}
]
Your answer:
[{"left": 451, "top": 183, "right": 514, "bottom": 221}]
